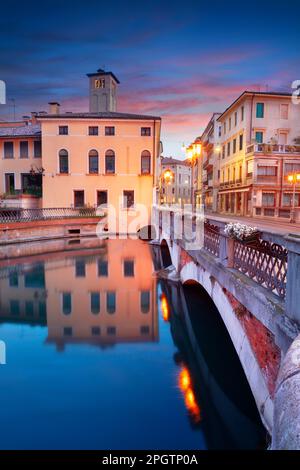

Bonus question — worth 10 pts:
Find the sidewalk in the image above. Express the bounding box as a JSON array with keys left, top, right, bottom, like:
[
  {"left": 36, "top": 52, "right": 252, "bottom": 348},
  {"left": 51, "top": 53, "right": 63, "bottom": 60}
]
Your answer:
[{"left": 205, "top": 212, "right": 300, "bottom": 236}]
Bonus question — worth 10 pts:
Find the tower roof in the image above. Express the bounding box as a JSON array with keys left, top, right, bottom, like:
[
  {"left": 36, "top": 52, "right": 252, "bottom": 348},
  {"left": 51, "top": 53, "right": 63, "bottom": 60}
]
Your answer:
[{"left": 86, "top": 68, "right": 120, "bottom": 84}]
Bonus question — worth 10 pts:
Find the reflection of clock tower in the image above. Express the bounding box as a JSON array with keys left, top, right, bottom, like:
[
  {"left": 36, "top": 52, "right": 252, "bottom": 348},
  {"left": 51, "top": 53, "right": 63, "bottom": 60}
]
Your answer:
[{"left": 87, "top": 68, "right": 120, "bottom": 113}]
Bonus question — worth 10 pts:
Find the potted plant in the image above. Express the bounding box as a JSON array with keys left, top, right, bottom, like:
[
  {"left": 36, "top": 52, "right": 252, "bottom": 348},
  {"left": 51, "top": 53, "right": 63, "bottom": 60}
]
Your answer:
[{"left": 224, "top": 222, "right": 260, "bottom": 244}]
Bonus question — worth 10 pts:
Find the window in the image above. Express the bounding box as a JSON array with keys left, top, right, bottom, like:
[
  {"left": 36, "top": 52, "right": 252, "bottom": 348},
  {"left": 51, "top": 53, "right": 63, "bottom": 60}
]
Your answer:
[
  {"left": 107, "top": 326, "right": 116, "bottom": 335},
  {"left": 59, "top": 125, "right": 68, "bottom": 135},
  {"left": 234, "top": 112, "right": 237, "bottom": 126},
  {"left": 141, "top": 150, "right": 151, "bottom": 174},
  {"left": 63, "top": 327, "right": 72, "bottom": 337},
  {"left": 141, "top": 290, "right": 150, "bottom": 313},
  {"left": 9, "top": 271, "right": 18, "bottom": 287},
  {"left": 283, "top": 193, "right": 300, "bottom": 207},
  {"left": 280, "top": 104, "right": 289, "bottom": 120},
  {"left": 105, "top": 149, "right": 115, "bottom": 174},
  {"left": 141, "top": 127, "right": 151, "bottom": 136},
  {"left": 222, "top": 145, "right": 225, "bottom": 159},
  {"left": 256, "top": 103, "right": 264, "bottom": 118},
  {"left": 20, "top": 141, "right": 28, "bottom": 158},
  {"left": 39, "top": 301, "right": 46, "bottom": 319},
  {"left": 98, "top": 260, "right": 108, "bottom": 277},
  {"left": 75, "top": 259, "right": 86, "bottom": 277},
  {"left": 10, "top": 300, "right": 20, "bottom": 316},
  {"left": 262, "top": 192, "right": 275, "bottom": 207},
  {"left": 223, "top": 122, "right": 226, "bottom": 134},
  {"left": 74, "top": 190, "right": 84, "bottom": 208},
  {"left": 123, "top": 190, "right": 134, "bottom": 208},
  {"left": 239, "top": 134, "right": 243, "bottom": 151},
  {"left": 4, "top": 142, "right": 14, "bottom": 159},
  {"left": 227, "top": 142, "right": 230, "bottom": 156},
  {"left": 91, "top": 292, "right": 100, "bottom": 314},
  {"left": 233, "top": 138, "right": 237, "bottom": 153},
  {"left": 97, "top": 190, "right": 108, "bottom": 206},
  {"left": 105, "top": 126, "right": 115, "bottom": 136},
  {"left": 25, "top": 301, "right": 34, "bottom": 317},
  {"left": 229, "top": 117, "right": 231, "bottom": 131},
  {"left": 106, "top": 292, "right": 116, "bottom": 314},
  {"left": 91, "top": 326, "right": 101, "bottom": 336},
  {"left": 257, "top": 166, "right": 277, "bottom": 176},
  {"left": 89, "top": 126, "right": 98, "bottom": 135},
  {"left": 284, "top": 163, "right": 300, "bottom": 175},
  {"left": 141, "top": 326, "right": 150, "bottom": 335},
  {"left": 34, "top": 140, "right": 41, "bottom": 158},
  {"left": 88, "top": 149, "right": 99, "bottom": 174},
  {"left": 241, "top": 106, "right": 244, "bottom": 121},
  {"left": 59, "top": 149, "right": 69, "bottom": 174},
  {"left": 62, "top": 292, "right": 72, "bottom": 315},
  {"left": 218, "top": 126, "right": 221, "bottom": 137},
  {"left": 124, "top": 260, "right": 134, "bottom": 277},
  {"left": 246, "top": 161, "right": 253, "bottom": 177},
  {"left": 5, "top": 173, "right": 15, "bottom": 193},
  {"left": 255, "top": 131, "right": 263, "bottom": 144}
]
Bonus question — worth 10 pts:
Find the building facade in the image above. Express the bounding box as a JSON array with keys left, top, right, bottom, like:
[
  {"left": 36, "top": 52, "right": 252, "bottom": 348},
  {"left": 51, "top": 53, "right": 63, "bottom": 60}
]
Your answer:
[
  {"left": 195, "top": 113, "right": 221, "bottom": 211},
  {"left": 160, "top": 157, "right": 191, "bottom": 205},
  {"left": 190, "top": 91, "right": 300, "bottom": 221},
  {"left": 0, "top": 69, "right": 162, "bottom": 227},
  {"left": 0, "top": 117, "right": 42, "bottom": 207},
  {"left": 217, "top": 91, "right": 300, "bottom": 220}
]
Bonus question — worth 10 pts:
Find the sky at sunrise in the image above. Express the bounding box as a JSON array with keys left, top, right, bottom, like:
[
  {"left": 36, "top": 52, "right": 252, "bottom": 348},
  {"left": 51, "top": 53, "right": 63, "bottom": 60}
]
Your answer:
[{"left": 1, "top": 0, "right": 300, "bottom": 156}]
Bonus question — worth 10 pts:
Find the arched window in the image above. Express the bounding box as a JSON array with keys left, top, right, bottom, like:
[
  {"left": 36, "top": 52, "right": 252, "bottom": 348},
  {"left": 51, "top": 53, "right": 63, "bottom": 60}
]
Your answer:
[
  {"left": 88, "top": 149, "right": 99, "bottom": 174},
  {"left": 59, "top": 149, "right": 69, "bottom": 174},
  {"left": 105, "top": 149, "right": 115, "bottom": 174},
  {"left": 141, "top": 150, "right": 151, "bottom": 175}
]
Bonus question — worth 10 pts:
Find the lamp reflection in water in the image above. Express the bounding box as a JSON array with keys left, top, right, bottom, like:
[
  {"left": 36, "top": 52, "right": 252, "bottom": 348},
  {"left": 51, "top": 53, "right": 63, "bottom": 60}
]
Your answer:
[
  {"left": 178, "top": 365, "right": 201, "bottom": 424},
  {"left": 160, "top": 293, "right": 170, "bottom": 322}
]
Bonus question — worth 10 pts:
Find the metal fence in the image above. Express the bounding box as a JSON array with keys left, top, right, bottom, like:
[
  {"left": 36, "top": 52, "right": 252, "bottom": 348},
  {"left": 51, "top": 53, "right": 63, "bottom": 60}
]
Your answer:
[{"left": 0, "top": 207, "right": 98, "bottom": 223}]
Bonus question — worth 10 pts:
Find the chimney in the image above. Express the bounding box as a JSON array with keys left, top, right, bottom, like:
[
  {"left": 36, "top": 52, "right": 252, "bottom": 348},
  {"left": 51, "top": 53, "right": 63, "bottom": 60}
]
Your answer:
[
  {"left": 48, "top": 102, "right": 60, "bottom": 115},
  {"left": 31, "top": 112, "right": 38, "bottom": 124}
]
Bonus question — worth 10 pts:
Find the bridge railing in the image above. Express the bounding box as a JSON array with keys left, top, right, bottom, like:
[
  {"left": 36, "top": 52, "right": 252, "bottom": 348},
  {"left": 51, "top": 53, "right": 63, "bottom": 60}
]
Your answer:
[
  {"left": 154, "top": 205, "right": 300, "bottom": 323},
  {"left": 0, "top": 207, "right": 99, "bottom": 223}
]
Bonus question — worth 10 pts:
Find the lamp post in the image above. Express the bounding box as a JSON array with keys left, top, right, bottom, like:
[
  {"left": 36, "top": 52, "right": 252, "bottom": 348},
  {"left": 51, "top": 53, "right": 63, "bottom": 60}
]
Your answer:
[
  {"left": 287, "top": 172, "right": 300, "bottom": 223},
  {"left": 186, "top": 141, "right": 201, "bottom": 212},
  {"left": 163, "top": 169, "right": 174, "bottom": 205}
]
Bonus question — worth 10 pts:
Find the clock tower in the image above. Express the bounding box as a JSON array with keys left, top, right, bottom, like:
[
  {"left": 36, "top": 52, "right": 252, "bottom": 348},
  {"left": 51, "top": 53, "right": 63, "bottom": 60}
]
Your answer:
[{"left": 87, "top": 68, "right": 120, "bottom": 113}]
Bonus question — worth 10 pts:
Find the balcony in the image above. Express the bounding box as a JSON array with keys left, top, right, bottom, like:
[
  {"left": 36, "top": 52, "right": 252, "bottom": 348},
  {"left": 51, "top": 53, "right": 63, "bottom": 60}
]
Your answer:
[{"left": 247, "top": 143, "right": 300, "bottom": 155}]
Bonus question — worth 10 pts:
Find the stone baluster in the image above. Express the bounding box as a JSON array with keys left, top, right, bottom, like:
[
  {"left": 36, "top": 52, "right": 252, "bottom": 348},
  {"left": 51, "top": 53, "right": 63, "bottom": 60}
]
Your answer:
[{"left": 284, "top": 234, "right": 300, "bottom": 323}]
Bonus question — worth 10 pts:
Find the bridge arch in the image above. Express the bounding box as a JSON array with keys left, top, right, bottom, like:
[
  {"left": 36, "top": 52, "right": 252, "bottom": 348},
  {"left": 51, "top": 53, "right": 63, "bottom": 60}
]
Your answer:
[
  {"left": 178, "top": 261, "right": 273, "bottom": 433},
  {"left": 160, "top": 239, "right": 172, "bottom": 268}
]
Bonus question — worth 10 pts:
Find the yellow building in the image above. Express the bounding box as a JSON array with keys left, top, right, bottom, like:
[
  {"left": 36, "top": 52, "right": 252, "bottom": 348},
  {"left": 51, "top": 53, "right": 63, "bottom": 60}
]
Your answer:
[{"left": 0, "top": 118, "right": 42, "bottom": 207}]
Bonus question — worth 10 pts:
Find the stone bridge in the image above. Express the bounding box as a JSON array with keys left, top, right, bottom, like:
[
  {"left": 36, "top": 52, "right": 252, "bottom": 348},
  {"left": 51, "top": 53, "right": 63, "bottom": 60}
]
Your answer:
[{"left": 152, "top": 206, "right": 300, "bottom": 449}]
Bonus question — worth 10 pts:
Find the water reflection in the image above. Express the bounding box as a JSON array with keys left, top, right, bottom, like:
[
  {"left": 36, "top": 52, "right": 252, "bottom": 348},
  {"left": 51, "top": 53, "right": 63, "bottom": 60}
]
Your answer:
[
  {"left": 0, "top": 239, "right": 266, "bottom": 449},
  {"left": 0, "top": 239, "right": 158, "bottom": 349}
]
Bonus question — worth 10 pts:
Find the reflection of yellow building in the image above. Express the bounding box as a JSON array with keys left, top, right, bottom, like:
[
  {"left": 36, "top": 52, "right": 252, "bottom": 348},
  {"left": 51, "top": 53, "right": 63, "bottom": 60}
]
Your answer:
[
  {"left": 0, "top": 239, "right": 158, "bottom": 348},
  {"left": 45, "top": 239, "right": 158, "bottom": 348},
  {"left": 0, "top": 263, "right": 47, "bottom": 325}
]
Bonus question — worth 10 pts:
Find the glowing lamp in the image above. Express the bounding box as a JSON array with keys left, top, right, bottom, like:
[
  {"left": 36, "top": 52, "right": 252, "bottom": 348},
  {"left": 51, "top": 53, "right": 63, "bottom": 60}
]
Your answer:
[{"left": 287, "top": 174, "right": 294, "bottom": 183}]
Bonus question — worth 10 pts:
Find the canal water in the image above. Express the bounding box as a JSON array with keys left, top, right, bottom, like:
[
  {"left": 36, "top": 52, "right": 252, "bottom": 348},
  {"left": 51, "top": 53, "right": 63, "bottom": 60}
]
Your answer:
[{"left": 0, "top": 238, "right": 266, "bottom": 449}]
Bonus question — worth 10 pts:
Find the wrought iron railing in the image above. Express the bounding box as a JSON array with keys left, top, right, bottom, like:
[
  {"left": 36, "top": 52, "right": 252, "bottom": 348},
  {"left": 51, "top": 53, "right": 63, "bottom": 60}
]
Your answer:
[
  {"left": 204, "top": 221, "right": 220, "bottom": 257},
  {"left": 233, "top": 238, "right": 288, "bottom": 298},
  {"left": 0, "top": 207, "right": 98, "bottom": 223}
]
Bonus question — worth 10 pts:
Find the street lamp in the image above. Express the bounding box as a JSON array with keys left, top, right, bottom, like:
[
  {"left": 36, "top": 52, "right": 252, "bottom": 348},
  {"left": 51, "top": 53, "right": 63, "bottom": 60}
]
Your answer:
[
  {"left": 163, "top": 169, "right": 174, "bottom": 205},
  {"left": 186, "top": 141, "right": 201, "bottom": 211},
  {"left": 287, "top": 172, "right": 300, "bottom": 223}
]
